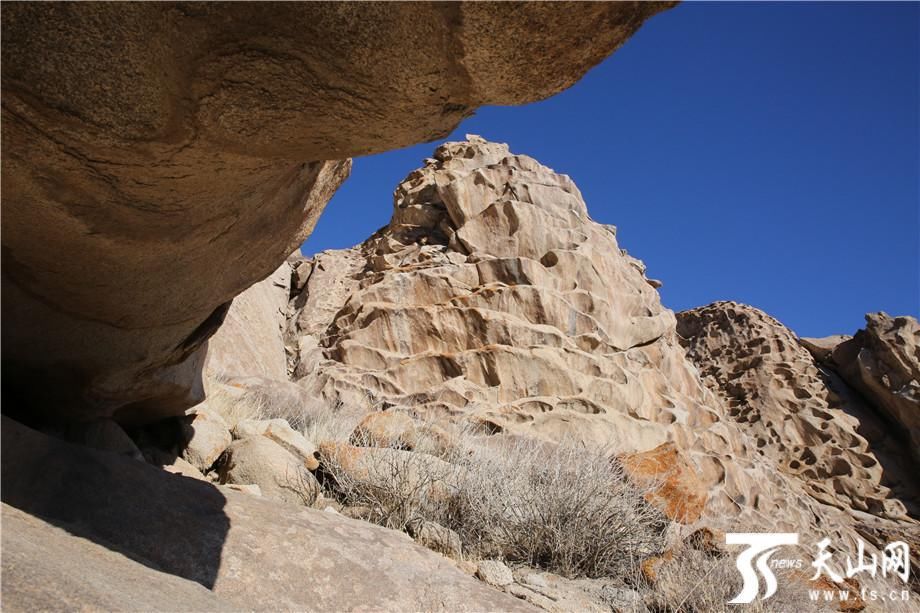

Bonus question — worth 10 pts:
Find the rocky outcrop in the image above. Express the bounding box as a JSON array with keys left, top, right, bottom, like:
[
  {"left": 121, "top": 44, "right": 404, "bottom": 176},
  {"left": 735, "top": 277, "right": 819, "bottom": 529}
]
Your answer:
[
  {"left": 218, "top": 436, "right": 320, "bottom": 506},
  {"left": 180, "top": 407, "right": 232, "bottom": 473},
  {"left": 0, "top": 417, "right": 535, "bottom": 612},
  {"left": 286, "top": 137, "right": 898, "bottom": 546},
  {"left": 676, "top": 302, "right": 918, "bottom": 553},
  {"left": 206, "top": 259, "right": 295, "bottom": 382},
  {"left": 291, "top": 137, "right": 713, "bottom": 451},
  {"left": 1, "top": 2, "right": 672, "bottom": 425},
  {"left": 829, "top": 313, "right": 920, "bottom": 464}
]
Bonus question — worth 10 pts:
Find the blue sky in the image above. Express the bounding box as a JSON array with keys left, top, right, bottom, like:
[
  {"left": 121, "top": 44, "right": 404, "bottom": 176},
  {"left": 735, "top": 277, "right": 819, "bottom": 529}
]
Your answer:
[{"left": 303, "top": 2, "right": 919, "bottom": 338}]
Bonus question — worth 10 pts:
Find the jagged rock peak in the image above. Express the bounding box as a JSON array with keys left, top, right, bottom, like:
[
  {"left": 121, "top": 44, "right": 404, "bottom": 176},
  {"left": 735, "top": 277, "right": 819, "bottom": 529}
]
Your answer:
[
  {"left": 292, "top": 137, "right": 684, "bottom": 431},
  {"left": 385, "top": 135, "right": 587, "bottom": 255}
]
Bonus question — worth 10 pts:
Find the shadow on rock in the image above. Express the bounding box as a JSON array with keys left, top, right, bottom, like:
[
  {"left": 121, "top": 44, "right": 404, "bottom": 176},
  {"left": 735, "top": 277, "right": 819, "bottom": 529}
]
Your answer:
[{"left": 1, "top": 416, "right": 229, "bottom": 589}]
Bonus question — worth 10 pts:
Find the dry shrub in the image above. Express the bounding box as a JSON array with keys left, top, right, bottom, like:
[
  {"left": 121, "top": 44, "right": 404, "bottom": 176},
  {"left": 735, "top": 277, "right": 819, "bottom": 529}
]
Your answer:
[
  {"left": 205, "top": 379, "right": 367, "bottom": 443},
  {"left": 223, "top": 383, "right": 317, "bottom": 431},
  {"left": 303, "top": 400, "right": 368, "bottom": 446},
  {"left": 321, "top": 445, "right": 457, "bottom": 532},
  {"left": 279, "top": 464, "right": 323, "bottom": 507},
  {"left": 321, "top": 424, "right": 669, "bottom": 580},
  {"left": 203, "top": 385, "right": 266, "bottom": 428},
  {"left": 447, "top": 437, "right": 669, "bottom": 579}
]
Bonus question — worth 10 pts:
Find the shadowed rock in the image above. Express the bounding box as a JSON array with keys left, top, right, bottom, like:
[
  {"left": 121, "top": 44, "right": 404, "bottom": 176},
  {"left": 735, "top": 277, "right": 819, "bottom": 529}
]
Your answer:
[
  {"left": 831, "top": 312, "right": 920, "bottom": 465},
  {"left": 1, "top": 416, "right": 535, "bottom": 611},
  {"left": 1, "top": 503, "right": 239, "bottom": 613}
]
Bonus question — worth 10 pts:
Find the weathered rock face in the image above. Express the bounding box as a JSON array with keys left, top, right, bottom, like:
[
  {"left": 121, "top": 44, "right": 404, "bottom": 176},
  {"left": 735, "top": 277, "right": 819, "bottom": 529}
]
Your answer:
[
  {"left": 676, "top": 302, "right": 919, "bottom": 555},
  {"left": 1, "top": 2, "right": 673, "bottom": 424},
  {"left": 288, "top": 137, "right": 894, "bottom": 544},
  {"left": 830, "top": 313, "right": 920, "bottom": 465},
  {"left": 206, "top": 259, "right": 295, "bottom": 382},
  {"left": 0, "top": 417, "right": 536, "bottom": 612},
  {"left": 292, "top": 137, "right": 712, "bottom": 451}
]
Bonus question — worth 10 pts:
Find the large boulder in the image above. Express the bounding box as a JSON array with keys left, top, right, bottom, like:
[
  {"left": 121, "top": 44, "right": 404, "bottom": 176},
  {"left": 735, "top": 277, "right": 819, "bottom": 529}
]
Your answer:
[
  {"left": 0, "top": 417, "right": 535, "bottom": 612},
  {"left": 180, "top": 407, "right": 233, "bottom": 473},
  {"left": 218, "top": 436, "right": 319, "bottom": 506},
  {"left": 206, "top": 259, "right": 294, "bottom": 382},
  {"left": 232, "top": 418, "right": 319, "bottom": 471},
  {"left": 1, "top": 2, "right": 673, "bottom": 425}
]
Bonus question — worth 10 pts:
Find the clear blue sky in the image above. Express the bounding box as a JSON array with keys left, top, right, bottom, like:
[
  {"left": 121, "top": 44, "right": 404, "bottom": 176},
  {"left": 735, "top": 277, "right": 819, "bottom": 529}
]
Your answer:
[{"left": 303, "top": 2, "right": 919, "bottom": 338}]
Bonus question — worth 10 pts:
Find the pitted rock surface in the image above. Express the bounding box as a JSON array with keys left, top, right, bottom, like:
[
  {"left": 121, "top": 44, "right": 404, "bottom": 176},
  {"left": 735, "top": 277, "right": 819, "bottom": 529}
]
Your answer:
[
  {"left": 287, "top": 138, "right": 914, "bottom": 547},
  {"left": 677, "top": 302, "right": 918, "bottom": 558}
]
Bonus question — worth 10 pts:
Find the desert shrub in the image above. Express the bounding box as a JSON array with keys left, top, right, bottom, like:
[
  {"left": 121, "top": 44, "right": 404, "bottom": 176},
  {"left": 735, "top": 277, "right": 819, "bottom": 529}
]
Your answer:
[
  {"left": 302, "top": 400, "right": 368, "bottom": 445},
  {"left": 320, "top": 423, "right": 669, "bottom": 579},
  {"left": 320, "top": 444, "right": 457, "bottom": 532},
  {"left": 204, "top": 379, "right": 367, "bottom": 442},
  {"left": 203, "top": 385, "right": 266, "bottom": 428},
  {"left": 446, "top": 437, "right": 669, "bottom": 578}
]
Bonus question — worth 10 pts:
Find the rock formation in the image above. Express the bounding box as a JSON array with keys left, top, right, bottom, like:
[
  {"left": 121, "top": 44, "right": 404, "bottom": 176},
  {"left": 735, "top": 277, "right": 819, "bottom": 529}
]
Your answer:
[
  {"left": 5, "top": 129, "right": 916, "bottom": 609},
  {"left": 1, "top": 2, "right": 673, "bottom": 425},
  {"left": 290, "top": 136, "right": 710, "bottom": 454},
  {"left": 206, "top": 259, "right": 295, "bottom": 382},
  {"left": 283, "top": 136, "right": 919, "bottom": 553},
  {"left": 677, "top": 303, "right": 918, "bottom": 518},
  {"left": 3, "top": 4, "right": 916, "bottom": 602},
  {"left": 827, "top": 313, "right": 920, "bottom": 464},
  {"left": 677, "top": 302, "right": 919, "bottom": 576}
]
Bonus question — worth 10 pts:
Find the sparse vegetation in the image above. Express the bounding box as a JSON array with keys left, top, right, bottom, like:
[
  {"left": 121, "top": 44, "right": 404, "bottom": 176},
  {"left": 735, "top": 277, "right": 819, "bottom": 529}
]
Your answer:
[
  {"left": 448, "top": 436, "right": 669, "bottom": 579},
  {"left": 302, "top": 400, "right": 367, "bottom": 447},
  {"left": 320, "top": 443, "right": 458, "bottom": 532},
  {"left": 318, "top": 412, "right": 670, "bottom": 580},
  {"left": 203, "top": 384, "right": 266, "bottom": 428},
  {"left": 205, "top": 393, "right": 919, "bottom": 612}
]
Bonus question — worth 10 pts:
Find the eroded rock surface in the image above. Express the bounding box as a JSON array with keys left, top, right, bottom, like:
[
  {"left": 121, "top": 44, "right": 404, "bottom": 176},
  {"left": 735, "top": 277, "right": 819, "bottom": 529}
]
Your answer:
[
  {"left": 676, "top": 302, "right": 919, "bottom": 559},
  {"left": 287, "top": 137, "right": 899, "bottom": 547},
  {"left": 292, "top": 137, "right": 713, "bottom": 452},
  {"left": 830, "top": 312, "right": 920, "bottom": 465},
  {"left": 1, "top": 2, "right": 672, "bottom": 424}
]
